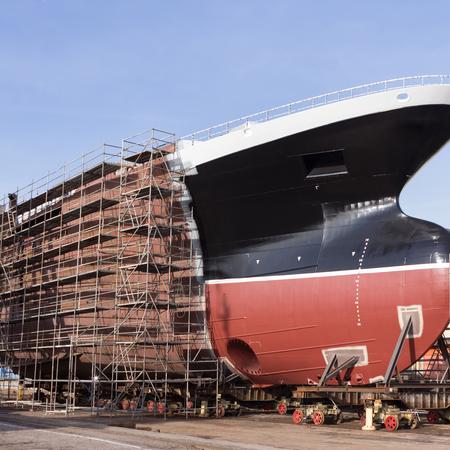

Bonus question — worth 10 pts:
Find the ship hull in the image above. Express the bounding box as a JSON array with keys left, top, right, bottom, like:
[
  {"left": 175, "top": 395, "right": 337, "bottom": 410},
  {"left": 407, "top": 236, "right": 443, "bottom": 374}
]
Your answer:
[
  {"left": 182, "top": 98, "right": 450, "bottom": 385},
  {"left": 206, "top": 264, "right": 449, "bottom": 385}
]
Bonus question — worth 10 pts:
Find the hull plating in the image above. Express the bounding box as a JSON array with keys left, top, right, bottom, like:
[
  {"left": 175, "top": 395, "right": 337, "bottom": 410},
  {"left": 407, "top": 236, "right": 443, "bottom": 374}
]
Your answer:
[
  {"left": 185, "top": 104, "right": 450, "bottom": 385},
  {"left": 206, "top": 264, "right": 449, "bottom": 385}
]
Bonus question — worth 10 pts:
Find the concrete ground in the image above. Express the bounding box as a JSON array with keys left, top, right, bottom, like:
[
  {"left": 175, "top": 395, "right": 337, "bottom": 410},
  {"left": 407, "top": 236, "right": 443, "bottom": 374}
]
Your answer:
[{"left": 0, "top": 408, "right": 449, "bottom": 450}]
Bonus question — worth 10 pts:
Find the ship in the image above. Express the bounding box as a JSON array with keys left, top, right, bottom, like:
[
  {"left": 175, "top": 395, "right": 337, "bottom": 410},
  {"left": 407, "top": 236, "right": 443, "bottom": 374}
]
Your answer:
[
  {"left": 0, "top": 76, "right": 449, "bottom": 397},
  {"left": 178, "top": 75, "right": 450, "bottom": 386}
]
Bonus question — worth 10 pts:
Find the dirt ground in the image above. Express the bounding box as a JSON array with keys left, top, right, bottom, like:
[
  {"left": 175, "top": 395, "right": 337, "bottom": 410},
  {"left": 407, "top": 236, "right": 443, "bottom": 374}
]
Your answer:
[{"left": 0, "top": 407, "right": 449, "bottom": 449}]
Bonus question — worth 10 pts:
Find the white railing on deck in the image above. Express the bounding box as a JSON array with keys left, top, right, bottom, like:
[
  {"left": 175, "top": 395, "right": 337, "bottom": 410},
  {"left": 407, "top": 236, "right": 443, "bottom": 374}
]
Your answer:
[{"left": 182, "top": 75, "right": 450, "bottom": 143}]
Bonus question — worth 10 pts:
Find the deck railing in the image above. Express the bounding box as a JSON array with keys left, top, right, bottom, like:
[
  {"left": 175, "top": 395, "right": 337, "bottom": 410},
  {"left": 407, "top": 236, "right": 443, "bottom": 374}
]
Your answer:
[{"left": 182, "top": 74, "right": 450, "bottom": 143}]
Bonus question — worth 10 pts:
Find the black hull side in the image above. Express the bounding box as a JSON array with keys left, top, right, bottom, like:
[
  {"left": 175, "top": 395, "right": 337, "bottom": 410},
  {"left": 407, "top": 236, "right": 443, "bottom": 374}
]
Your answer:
[{"left": 185, "top": 105, "right": 450, "bottom": 280}]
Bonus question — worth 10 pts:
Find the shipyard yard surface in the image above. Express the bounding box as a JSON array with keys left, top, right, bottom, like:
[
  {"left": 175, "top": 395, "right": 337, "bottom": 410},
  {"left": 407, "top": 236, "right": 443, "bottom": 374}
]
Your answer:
[{"left": 0, "top": 408, "right": 449, "bottom": 450}]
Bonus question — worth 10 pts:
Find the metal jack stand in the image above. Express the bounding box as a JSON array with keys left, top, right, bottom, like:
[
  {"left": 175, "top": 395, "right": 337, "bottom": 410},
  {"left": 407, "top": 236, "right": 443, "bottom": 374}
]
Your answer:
[
  {"left": 318, "top": 355, "right": 359, "bottom": 387},
  {"left": 362, "top": 399, "right": 376, "bottom": 431},
  {"left": 384, "top": 316, "right": 413, "bottom": 386}
]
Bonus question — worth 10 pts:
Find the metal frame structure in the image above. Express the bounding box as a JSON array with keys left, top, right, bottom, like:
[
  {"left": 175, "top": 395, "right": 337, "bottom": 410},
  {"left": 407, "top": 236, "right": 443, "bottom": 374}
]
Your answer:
[
  {"left": 0, "top": 129, "right": 218, "bottom": 414},
  {"left": 402, "top": 331, "right": 450, "bottom": 384}
]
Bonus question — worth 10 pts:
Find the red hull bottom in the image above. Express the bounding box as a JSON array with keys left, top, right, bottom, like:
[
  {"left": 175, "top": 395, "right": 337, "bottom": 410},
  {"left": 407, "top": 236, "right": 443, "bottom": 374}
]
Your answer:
[{"left": 206, "top": 264, "right": 449, "bottom": 385}]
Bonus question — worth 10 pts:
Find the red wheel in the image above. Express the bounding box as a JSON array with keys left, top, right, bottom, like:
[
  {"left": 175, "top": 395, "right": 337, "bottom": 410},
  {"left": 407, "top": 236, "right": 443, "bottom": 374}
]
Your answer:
[
  {"left": 277, "top": 402, "right": 288, "bottom": 415},
  {"left": 312, "top": 410, "right": 325, "bottom": 426},
  {"left": 157, "top": 402, "right": 165, "bottom": 414},
  {"left": 292, "top": 409, "right": 304, "bottom": 425},
  {"left": 147, "top": 400, "right": 155, "bottom": 412},
  {"left": 427, "top": 410, "right": 440, "bottom": 424},
  {"left": 384, "top": 415, "right": 399, "bottom": 432}
]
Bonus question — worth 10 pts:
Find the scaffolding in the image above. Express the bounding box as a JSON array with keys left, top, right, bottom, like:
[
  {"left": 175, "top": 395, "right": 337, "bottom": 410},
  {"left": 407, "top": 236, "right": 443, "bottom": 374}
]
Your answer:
[
  {"left": 0, "top": 129, "right": 218, "bottom": 415},
  {"left": 402, "top": 330, "right": 450, "bottom": 383}
]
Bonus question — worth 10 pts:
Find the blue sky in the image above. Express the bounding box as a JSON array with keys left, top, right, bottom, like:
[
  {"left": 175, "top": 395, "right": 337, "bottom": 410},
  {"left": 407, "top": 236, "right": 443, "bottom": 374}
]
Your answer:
[{"left": 1, "top": 0, "right": 449, "bottom": 226}]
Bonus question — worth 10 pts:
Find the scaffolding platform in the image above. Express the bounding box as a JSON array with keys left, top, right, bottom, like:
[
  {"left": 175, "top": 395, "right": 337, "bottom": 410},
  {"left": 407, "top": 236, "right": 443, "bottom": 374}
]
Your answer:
[
  {"left": 121, "top": 224, "right": 184, "bottom": 238},
  {"left": 2, "top": 306, "right": 109, "bottom": 325},
  {"left": 116, "top": 300, "right": 190, "bottom": 309},
  {"left": 119, "top": 261, "right": 185, "bottom": 274},
  {"left": 3, "top": 233, "right": 116, "bottom": 269},
  {"left": 13, "top": 162, "right": 121, "bottom": 216},
  {"left": 0, "top": 268, "right": 115, "bottom": 298},
  {"left": 0, "top": 131, "right": 217, "bottom": 415},
  {"left": 123, "top": 148, "right": 174, "bottom": 164},
  {"left": 2, "top": 197, "right": 119, "bottom": 244},
  {"left": 122, "top": 185, "right": 173, "bottom": 200}
]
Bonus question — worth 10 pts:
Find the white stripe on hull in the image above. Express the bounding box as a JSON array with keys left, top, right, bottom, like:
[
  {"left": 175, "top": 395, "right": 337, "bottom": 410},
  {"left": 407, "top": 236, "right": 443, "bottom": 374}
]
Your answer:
[{"left": 205, "top": 262, "right": 450, "bottom": 285}]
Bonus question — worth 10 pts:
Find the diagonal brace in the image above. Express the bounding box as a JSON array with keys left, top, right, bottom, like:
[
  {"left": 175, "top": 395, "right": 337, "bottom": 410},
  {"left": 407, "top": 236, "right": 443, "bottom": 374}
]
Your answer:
[
  {"left": 384, "top": 315, "right": 413, "bottom": 386},
  {"left": 319, "top": 354, "right": 359, "bottom": 386},
  {"left": 319, "top": 354, "right": 338, "bottom": 387},
  {"left": 327, "top": 356, "right": 359, "bottom": 381}
]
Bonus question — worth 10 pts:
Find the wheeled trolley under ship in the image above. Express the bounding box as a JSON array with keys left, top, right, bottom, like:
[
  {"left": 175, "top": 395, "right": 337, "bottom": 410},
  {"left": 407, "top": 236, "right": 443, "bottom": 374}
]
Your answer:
[{"left": 1, "top": 76, "right": 450, "bottom": 409}]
